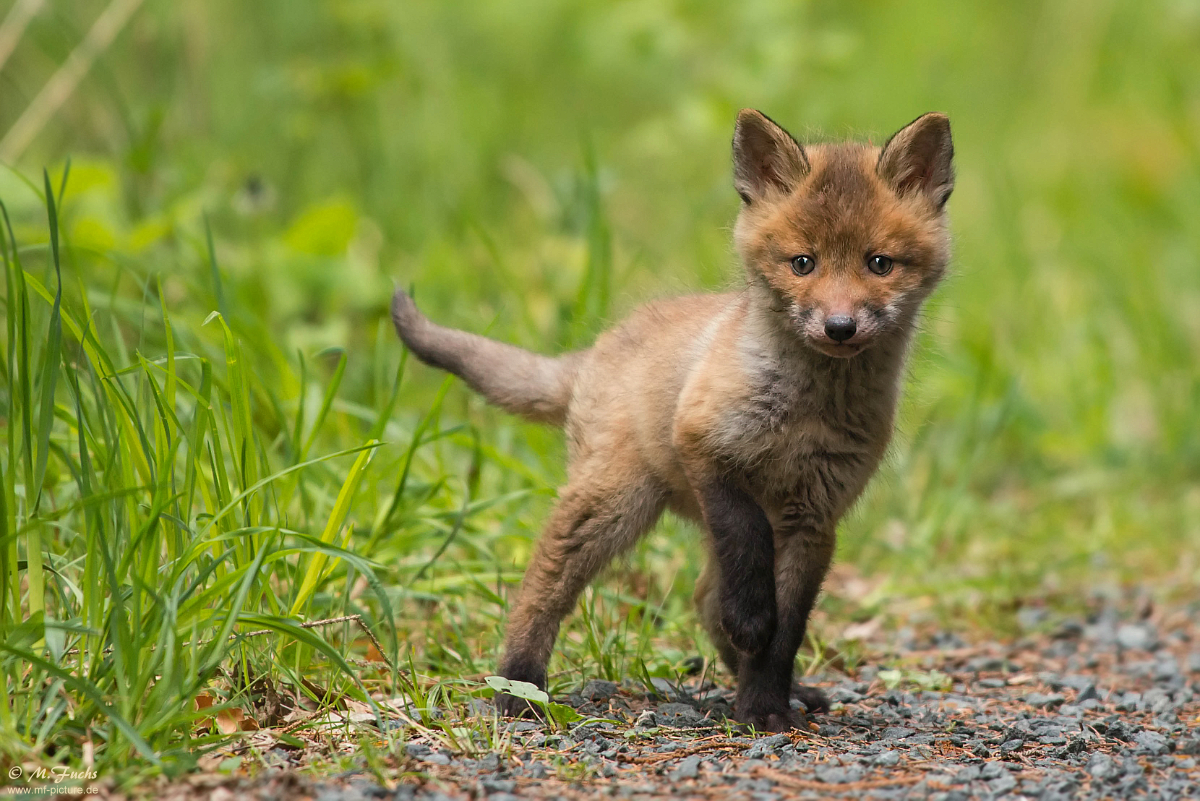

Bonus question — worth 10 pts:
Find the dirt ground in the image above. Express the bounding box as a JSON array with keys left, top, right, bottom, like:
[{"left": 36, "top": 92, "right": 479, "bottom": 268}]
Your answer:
[{"left": 107, "top": 600, "right": 1200, "bottom": 801}]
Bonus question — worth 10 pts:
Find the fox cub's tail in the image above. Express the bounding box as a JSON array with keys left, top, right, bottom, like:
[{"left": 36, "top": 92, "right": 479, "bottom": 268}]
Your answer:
[{"left": 391, "top": 289, "right": 577, "bottom": 426}]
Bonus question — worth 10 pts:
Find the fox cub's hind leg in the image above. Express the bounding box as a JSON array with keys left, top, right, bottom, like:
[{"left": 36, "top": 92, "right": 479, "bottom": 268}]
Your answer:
[{"left": 496, "top": 466, "right": 666, "bottom": 716}]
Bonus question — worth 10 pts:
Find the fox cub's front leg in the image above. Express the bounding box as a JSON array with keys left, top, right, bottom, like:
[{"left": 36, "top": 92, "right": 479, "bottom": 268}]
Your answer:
[
  {"left": 698, "top": 476, "right": 809, "bottom": 730},
  {"left": 699, "top": 478, "right": 779, "bottom": 656},
  {"left": 697, "top": 477, "right": 834, "bottom": 731}
]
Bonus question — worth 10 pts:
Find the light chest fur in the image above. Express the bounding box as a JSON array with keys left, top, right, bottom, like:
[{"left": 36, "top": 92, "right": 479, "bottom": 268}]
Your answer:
[{"left": 676, "top": 295, "right": 911, "bottom": 532}]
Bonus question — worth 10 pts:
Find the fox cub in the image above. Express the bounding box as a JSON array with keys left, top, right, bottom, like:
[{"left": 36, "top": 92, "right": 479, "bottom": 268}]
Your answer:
[{"left": 392, "top": 110, "right": 953, "bottom": 731}]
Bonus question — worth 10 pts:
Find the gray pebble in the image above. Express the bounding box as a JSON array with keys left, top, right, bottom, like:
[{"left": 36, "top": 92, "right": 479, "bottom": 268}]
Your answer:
[
  {"left": 814, "top": 765, "right": 864, "bottom": 784},
  {"left": 988, "top": 773, "right": 1017, "bottom": 794},
  {"left": 1087, "top": 752, "right": 1119, "bottom": 780},
  {"left": 581, "top": 679, "right": 618, "bottom": 702},
  {"left": 657, "top": 702, "right": 705, "bottom": 727},
  {"left": 1116, "top": 623, "right": 1156, "bottom": 651},
  {"left": 1024, "top": 692, "right": 1066, "bottom": 709},
  {"left": 871, "top": 750, "right": 901, "bottom": 766},
  {"left": 830, "top": 687, "right": 864, "bottom": 704},
  {"left": 480, "top": 779, "right": 516, "bottom": 794},
  {"left": 999, "top": 738, "right": 1025, "bottom": 754},
  {"left": 882, "top": 726, "right": 915, "bottom": 740},
  {"left": 1133, "top": 730, "right": 1170, "bottom": 755},
  {"left": 670, "top": 755, "right": 701, "bottom": 780}
]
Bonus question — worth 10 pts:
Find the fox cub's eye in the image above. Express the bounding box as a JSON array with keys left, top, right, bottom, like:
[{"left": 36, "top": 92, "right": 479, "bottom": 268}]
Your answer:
[
  {"left": 790, "top": 255, "right": 816, "bottom": 276},
  {"left": 868, "top": 255, "right": 894, "bottom": 276}
]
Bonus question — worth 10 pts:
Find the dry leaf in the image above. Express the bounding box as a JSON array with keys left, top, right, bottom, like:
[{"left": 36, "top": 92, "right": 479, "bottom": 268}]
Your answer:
[{"left": 216, "top": 707, "right": 244, "bottom": 735}]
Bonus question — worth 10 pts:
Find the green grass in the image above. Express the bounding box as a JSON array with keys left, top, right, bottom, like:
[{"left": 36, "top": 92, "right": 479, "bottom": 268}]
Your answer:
[{"left": 1, "top": 0, "right": 1199, "bottom": 785}]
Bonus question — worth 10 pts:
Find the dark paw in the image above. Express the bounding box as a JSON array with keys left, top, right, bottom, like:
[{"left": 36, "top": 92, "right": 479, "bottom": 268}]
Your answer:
[
  {"left": 791, "top": 684, "right": 830, "bottom": 715},
  {"left": 737, "top": 706, "right": 806, "bottom": 733},
  {"left": 495, "top": 691, "right": 540, "bottom": 718},
  {"left": 721, "top": 596, "right": 777, "bottom": 655},
  {"left": 493, "top": 659, "right": 547, "bottom": 719}
]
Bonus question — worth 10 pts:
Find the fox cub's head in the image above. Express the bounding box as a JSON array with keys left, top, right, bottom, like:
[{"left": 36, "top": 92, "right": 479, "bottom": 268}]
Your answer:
[{"left": 732, "top": 110, "right": 953, "bottom": 358}]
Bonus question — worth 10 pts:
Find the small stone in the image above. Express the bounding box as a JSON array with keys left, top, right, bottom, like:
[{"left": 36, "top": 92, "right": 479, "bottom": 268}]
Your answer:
[
  {"left": 1076, "top": 683, "right": 1099, "bottom": 703},
  {"left": 1024, "top": 692, "right": 1066, "bottom": 709},
  {"left": 830, "top": 687, "right": 864, "bottom": 704},
  {"left": 989, "top": 774, "right": 1017, "bottom": 794},
  {"left": 980, "top": 762, "right": 1007, "bottom": 780},
  {"left": 657, "top": 702, "right": 705, "bottom": 727},
  {"left": 1177, "top": 736, "right": 1200, "bottom": 756},
  {"left": 1116, "top": 623, "right": 1155, "bottom": 651},
  {"left": 1105, "top": 720, "right": 1136, "bottom": 741},
  {"left": 1087, "top": 753, "right": 1119, "bottom": 780},
  {"left": 480, "top": 780, "right": 517, "bottom": 794},
  {"left": 1132, "top": 731, "right": 1170, "bottom": 755},
  {"left": 634, "top": 710, "right": 657, "bottom": 728},
  {"left": 670, "top": 755, "right": 701, "bottom": 780},
  {"left": 999, "top": 738, "right": 1025, "bottom": 754},
  {"left": 871, "top": 750, "right": 901, "bottom": 766},
  {"left": 966, "top": 656, "right": 1012, "bottom": 672},
  {"left": 581, "top": 680, "right": 618, "bottom": 702},
  {"left": 421, "top": 753, "right": 450, "bottom": 766},
  {"left": 882, "top": 726, "right": 915, "bottom": 740},
  {"left": 649, "top": 678, "right": 678, "bottom": 700},
  {"left": 815, "top": 765, "right": 864, "bottom": 784},
  {"left": 1114, "top": 691, "right": 1142, "bottom": 712},
  {"left": 1051, "top": 619, "right": 1085, "bottom": 639},
  {"left": 951, "top": 766, "right": 981, "bottom": 784}
]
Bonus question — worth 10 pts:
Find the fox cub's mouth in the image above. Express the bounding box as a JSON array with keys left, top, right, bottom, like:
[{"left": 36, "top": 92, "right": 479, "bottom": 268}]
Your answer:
[{"left": 809, "top": 337, "right": 869, "bottom": 359}]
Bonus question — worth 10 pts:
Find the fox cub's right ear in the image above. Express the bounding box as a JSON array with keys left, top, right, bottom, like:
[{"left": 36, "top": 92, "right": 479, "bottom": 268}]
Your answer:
[{"left": 732, "top": 109, "right": 809, "bottom": 204}]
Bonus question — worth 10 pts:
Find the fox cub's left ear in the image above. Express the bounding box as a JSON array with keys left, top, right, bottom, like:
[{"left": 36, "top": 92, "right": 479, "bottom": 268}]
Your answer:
[{"left": 877, "top": 113, "right": 954, "bottom": 209}]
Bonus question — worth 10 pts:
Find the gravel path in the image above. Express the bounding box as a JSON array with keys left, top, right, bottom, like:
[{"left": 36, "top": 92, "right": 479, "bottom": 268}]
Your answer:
[{"left": 150, "top": 603, "right": 1199, "bottom": 801}]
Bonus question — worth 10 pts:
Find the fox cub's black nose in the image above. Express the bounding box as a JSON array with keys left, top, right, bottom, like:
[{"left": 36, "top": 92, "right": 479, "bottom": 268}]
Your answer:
[{"left": 824, "top": 316, "right": 857, "bottom": 342}]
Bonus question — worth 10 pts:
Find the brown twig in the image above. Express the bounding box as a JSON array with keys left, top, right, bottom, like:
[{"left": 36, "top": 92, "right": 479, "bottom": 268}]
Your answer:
[{"left": 619, "top": 738, "right": 753, "bottom": 765}]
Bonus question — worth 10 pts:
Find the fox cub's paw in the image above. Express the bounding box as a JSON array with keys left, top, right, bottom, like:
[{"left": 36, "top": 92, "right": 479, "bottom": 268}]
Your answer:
[
  {"left": 721, "top": 590, "right": 777, "bottom": 655},
  {"left": 736, "top": 705, "right": 807, "bottom": 733},
  {"left": 495, "top": 692, "right": 540, "bottom": 719},
  {"left": 493, "top": 661, "right": 548, "bottom": 719},
  {"left": 791, "top": 684, "right": 831, "bottom": 714}
]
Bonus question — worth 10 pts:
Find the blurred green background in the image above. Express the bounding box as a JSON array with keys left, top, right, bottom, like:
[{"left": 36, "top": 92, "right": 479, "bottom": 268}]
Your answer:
[{"left": 1, "top": 0, "right": 1199, "bottom": 774}]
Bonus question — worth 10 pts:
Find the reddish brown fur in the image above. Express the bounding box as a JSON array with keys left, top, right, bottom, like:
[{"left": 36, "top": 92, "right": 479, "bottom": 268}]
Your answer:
[{"left": 392, "top": 109, "right": 954, "bottom": 731}]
